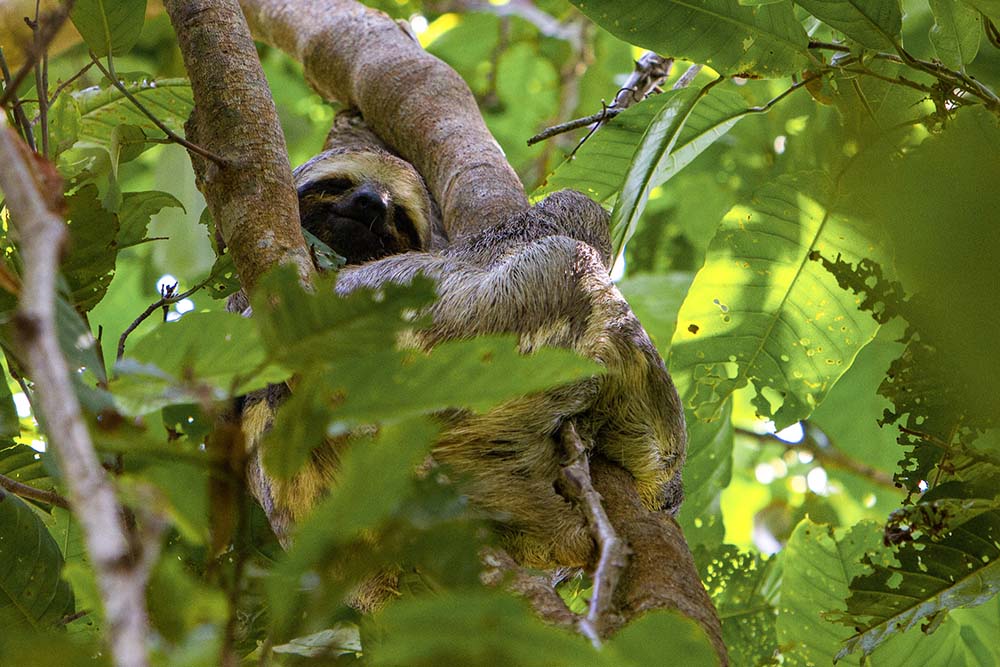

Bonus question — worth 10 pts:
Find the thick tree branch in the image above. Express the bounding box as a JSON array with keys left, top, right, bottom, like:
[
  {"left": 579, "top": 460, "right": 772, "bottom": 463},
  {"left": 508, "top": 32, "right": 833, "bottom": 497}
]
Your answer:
[
  {"left": 163, "top": 0, "right": 312, "bottom": 295},
  {"left": 238, "top": 0, "right": 527, "bottom": 238},
  {"left": 0, "top": 116, "right": 152, "bottom": 667}
]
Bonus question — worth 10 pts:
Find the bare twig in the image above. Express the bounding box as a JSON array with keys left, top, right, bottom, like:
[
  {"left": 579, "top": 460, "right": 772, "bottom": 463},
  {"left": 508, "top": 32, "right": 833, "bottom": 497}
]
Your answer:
[
  {"left": 117, "top": 274, "right": 215, "bottom": 361},
  {"left": 672, "top": 64, "right": 703, "bottom": 90},
  {"left": 559, "top": 420, "right": 629, "bottom": 645},
  {"left": 0, "top": 45, "right": 36, "bottom": 150},
  {"left": 0, "top": 0, "right": 71, "bottom": 108},
  {"left": 0, "top": 114, "right": 152, "bottom": 667},
  {"left": 89, "top": 53, "right": 229, "bottom": 166},
  {"left": 47, "top": 61, "right": 95, "bottom": 107},
  {"left": 31, "top": 0, "right": 50, "bottom": 156},
  {"left": 0, "top": 472, "right": 70, "bottom": 508}
]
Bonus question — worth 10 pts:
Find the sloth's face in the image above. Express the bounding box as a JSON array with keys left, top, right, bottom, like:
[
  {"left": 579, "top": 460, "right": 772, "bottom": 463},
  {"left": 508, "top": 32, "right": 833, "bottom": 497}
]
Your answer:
[{"left": 293, "top": 150, "right": 432, "bottom": 264}]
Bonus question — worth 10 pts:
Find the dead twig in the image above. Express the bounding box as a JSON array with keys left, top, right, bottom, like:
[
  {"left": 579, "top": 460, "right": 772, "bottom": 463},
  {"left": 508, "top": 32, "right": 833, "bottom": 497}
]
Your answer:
[
  {"left": 116, "top": 274, "right": 215, "bottom": 362},
  {"left": 559, "top": 420, "right": 629, "bottom": 645},
  {"left": 0, "top": 472, "right": 71, "bottom": 508}
]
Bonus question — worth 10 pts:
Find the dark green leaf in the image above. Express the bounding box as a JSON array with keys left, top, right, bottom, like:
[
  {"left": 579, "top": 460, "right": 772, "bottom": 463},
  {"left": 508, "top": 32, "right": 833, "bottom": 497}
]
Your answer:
[
  {"left": 0, "top": 363, "right": 18, "bottom": 440},
  {"left": 568, "top": 0, "right": 812, "bottom": 77},
  {"left": 838, "top": 511, "right": 1000, "bottom": 659},
  {"left": 70, "top": 0, "right": 147, "bottom": 57},
  {"left": 0, "top": 492, "right": 75, "bottom": 629},
  {"left": 609, "top": 610, "right": 720, "bottom": 666},
  {"left": 62, "top": 184, "right": 119, "bottom": 312},
  {"left": 794, "top": 0, "right": 901, "bottom": 50}
]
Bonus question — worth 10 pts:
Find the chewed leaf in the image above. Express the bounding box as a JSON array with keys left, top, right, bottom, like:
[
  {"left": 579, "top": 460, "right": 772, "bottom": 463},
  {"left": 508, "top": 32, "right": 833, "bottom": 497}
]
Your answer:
[{"left": 669, "top": 173, "right": 884, "bottom": 428}]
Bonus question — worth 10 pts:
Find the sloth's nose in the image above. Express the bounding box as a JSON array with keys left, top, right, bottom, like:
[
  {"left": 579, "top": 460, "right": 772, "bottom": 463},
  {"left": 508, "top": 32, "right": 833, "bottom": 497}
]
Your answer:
[{"left": 345, "top": 184, "right": 387, "bottom": 220}]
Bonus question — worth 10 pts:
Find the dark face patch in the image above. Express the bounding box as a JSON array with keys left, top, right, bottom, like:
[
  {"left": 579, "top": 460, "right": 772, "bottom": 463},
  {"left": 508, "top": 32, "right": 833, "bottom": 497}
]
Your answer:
[{"left": 298, "top": 177, "right": 417, "bottom": 264}]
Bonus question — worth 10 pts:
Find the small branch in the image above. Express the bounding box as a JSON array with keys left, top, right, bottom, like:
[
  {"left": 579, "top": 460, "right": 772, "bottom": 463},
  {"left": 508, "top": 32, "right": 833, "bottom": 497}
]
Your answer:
[
  {"left": 526, "top": 107, "right": 623, "bottom": 145},
  {"left": 31, "top": 1, "right": 50, "bottom": 156},
  {"left": 987, "top": 17, "right": 1000, "bottom": 51},
  {"left": 672, "top": 64, "right": 703, "bottom": 90},
  {"left": 117, "top": 275, "right": 214, "bottom": 361},
  {"left": 47, "top": 61, "right": 95, "bottom": 107},
  {"left": 737, "top": 425, "right": 897, "bottom": 491},
  {"left": 89, "top": 54, "right": 229, "bottom": 166},
  {"left": 0, "top": 114, "right": 153, "bottom": 667},
  {"left": 0, "top": 45, "right": 36, "bottom": 151},
  {"left": 0, "top": 0, "right": 70, "bottom": 109},
  {"left": 480, "top": 548, "right": 579, "bottom": 631},
  {"left": 559, "top": 420, "right": 628, "bottom": 645},
  {"left": 0, "top": 472, "right": 70, "bottom": 508}
]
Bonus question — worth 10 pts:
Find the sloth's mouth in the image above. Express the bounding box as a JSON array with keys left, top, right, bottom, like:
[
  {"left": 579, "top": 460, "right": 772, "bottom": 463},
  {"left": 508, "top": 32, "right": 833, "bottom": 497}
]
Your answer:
[{"left": 309, "top": 216, "right": 404, "bottom": 264}]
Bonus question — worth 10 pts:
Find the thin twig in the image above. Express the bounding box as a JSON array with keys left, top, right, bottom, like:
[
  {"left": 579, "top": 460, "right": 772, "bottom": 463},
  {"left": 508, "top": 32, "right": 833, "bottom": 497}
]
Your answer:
[
  {"left": 987, "top": 17, "right": 1000, "bottom": 50},
  {"left": 672, "top": 64, "right": 703, "bottom": 90},
  {"left": 0, "top": 0, "right": 71, "bottom": 109},
  {"left": 0, "top": 45, "right": 36, "bottom": 151},
  {"left": 0, "top": 112, "right": 153, "bottom": 667},
  {"left": 32, "top": 0, "right": 50, "bottom": 156},
  {"left": 47, "top": 61, "right": 95, "bottom": 107},
  {"left": 89, "top": 53, "right": 229, "bottom": 166},
  {"left": 559, "top": 420, "right": 629, "bottom": 645},
  {"left": 0, "top": 473, "right": 71, "bottom": 508},
  {"left": 117, "top": 275, "right": 215, "bottom": 361},
  {"left": 527, "top": 107, "right": 623, "bottom": 145}
]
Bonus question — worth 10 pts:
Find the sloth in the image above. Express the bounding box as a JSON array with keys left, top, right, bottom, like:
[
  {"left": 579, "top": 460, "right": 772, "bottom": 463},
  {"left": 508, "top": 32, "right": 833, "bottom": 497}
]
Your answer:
[{"left": 237, "top": 111, "right": 686, "bottom": 572}]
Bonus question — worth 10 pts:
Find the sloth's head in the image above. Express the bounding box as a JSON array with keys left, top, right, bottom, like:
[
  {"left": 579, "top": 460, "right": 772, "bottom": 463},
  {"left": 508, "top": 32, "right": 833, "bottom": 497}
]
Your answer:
[{"left": 293, "top": 148, "right": 435, "bottom": 264}]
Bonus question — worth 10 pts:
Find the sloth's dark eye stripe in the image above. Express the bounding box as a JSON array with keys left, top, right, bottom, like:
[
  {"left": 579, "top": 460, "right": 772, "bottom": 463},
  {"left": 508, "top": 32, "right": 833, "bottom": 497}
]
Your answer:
[
  {"left": 296, "top": 177, "right": 354, "bottom": 199},
  {"left": 394, "top": 210, "right": 422, "bottom": 248}
]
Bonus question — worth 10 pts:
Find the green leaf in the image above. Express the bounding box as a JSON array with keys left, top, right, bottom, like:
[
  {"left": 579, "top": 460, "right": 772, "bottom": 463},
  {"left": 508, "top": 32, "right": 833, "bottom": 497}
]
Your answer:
[
  {"left": 698, "top": 544, "right": 778, "bottom": 666},
  {"left": 0, "top": 492, "right": 75, "bottom": 629},
  {"left": 0, "top": 443, "right": 53, "bottom": 495},
  {"left": 793, "top": 0, "right": 902, "bottom": 51},
  {"left": 118, "top": 191, "right": 184, "bottom": 249},
  {"left": 776, "top": 519, "right": 883, "bottom": 666},
  {"left": 568, "top": 0, "right": 812, "bottom": 77},
  {"left": 929, "top": 0, "right": 982, "bottom": 69},
  {"left": 46, "top": 93, "right": 81, "bottom": 160},
  {"left": 962, "top": 0, "right": 1000, "bottom": 22},
  {"left": 71, "top": 78, "right": 193, "bottom": 149},
  {"left": 608, "top": 610, "right": 720, "bottom": 666},
  {"left": 70, "top": 0, "right": 147, "bottom": 57},
  {"left": 536, "top": 86, "right": 748, "bottom": 206},
  {"left": 668, "top": 173, "right": 884, "bottom": 428},
  {"left": 268, "top": 417, "right": 437, "bottom": 625},
  {"left": 618, "top": 272, "right": 696, "bottom": 355},
  {"left": 62, "top": 184, "right": 119, "bottom": 312},
  {"left": 838, "top": 511, "right": 1000, "bottom": 659},
  {"left": 369, "top": 590, "right": 604, "bottom": 666},
  {"left": 112, "top": 311, "right": 287, "bottom": 414},
  {"left": 677, "top": 404, "right": 733, "bottom": 548},
  {"left": 610, "top": 86, "right": 706, "bottom": 263},
  {"left": 0, "top": 364, "right": 18, "bottom": 440}
]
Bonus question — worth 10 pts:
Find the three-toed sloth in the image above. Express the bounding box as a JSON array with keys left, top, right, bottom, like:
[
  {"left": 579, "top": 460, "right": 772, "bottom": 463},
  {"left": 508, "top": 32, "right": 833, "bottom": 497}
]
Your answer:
[{"left": 237, "top": 112, "right": 686, "bottom": 570}]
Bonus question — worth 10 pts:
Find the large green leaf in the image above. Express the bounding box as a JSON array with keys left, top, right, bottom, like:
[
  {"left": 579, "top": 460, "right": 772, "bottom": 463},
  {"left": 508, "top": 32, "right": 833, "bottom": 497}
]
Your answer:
[
  {"left": 668, "top": 173, "right": 884, "bottom": 428},
  {"left": 0, "top": 492, "right": 75, "bottom": 629},
  {"left": 0, "top": 443, "right": 53, "bottom": 495},
  {"left": 677, "top": 403, "right": 733, "bottom": 548},
  {"left": 536, "top": 86, "right": 748, "bottom": 206},
  {"left": 793, "top": 0, "right": 902, "bottom": 51},
  {"left": 698, "top": 544, "right": 778, "bottom": 666},
  {"left": 112, "top": 311, "right": 288, "bottom": 414},
  {"left": 118, "top": 191, "right": 185, "bottom": 249},
  {"left": 70, "top": 0, "right": 147, "bottom": 57},
  {"left": 929, "top": 0, "right": 982, "bottom": 68},
  {"left": 838, "top": 510, "right": 1000, "bottom": 659},
  {"left": 568, "top": 0, "right": 812, "bottom": 77},
  {"left": 776, "top": 519, "right": 883, "bottom": 666},
  {"left": 68, "top": 78, "right": 193, "bottom": 148},
  {"left": 61, "top": 185, "right": 119, "bottom": 312}
]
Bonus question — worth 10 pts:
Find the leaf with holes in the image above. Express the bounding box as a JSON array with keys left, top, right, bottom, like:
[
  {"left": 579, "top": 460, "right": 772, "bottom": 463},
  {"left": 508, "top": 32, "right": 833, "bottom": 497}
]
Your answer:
[
  {"left": 568, "top": 0, "right": 812, "bottom": 77},
  {"left": 669, "top": 173, "right": 884, "bottom": 428},
  {"left": 836, "top": 510, "right": 1000, "bottom": 659}
]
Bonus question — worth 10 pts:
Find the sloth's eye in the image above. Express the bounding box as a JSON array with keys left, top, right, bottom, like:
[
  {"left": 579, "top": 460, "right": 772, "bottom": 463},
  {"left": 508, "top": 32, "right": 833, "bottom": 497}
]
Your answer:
[
  {"left": 394, "top": 210, "right": 422, "bottom": 249},
  {"left": 297, "top": 177, "right": 354, "bottom": 199}
]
